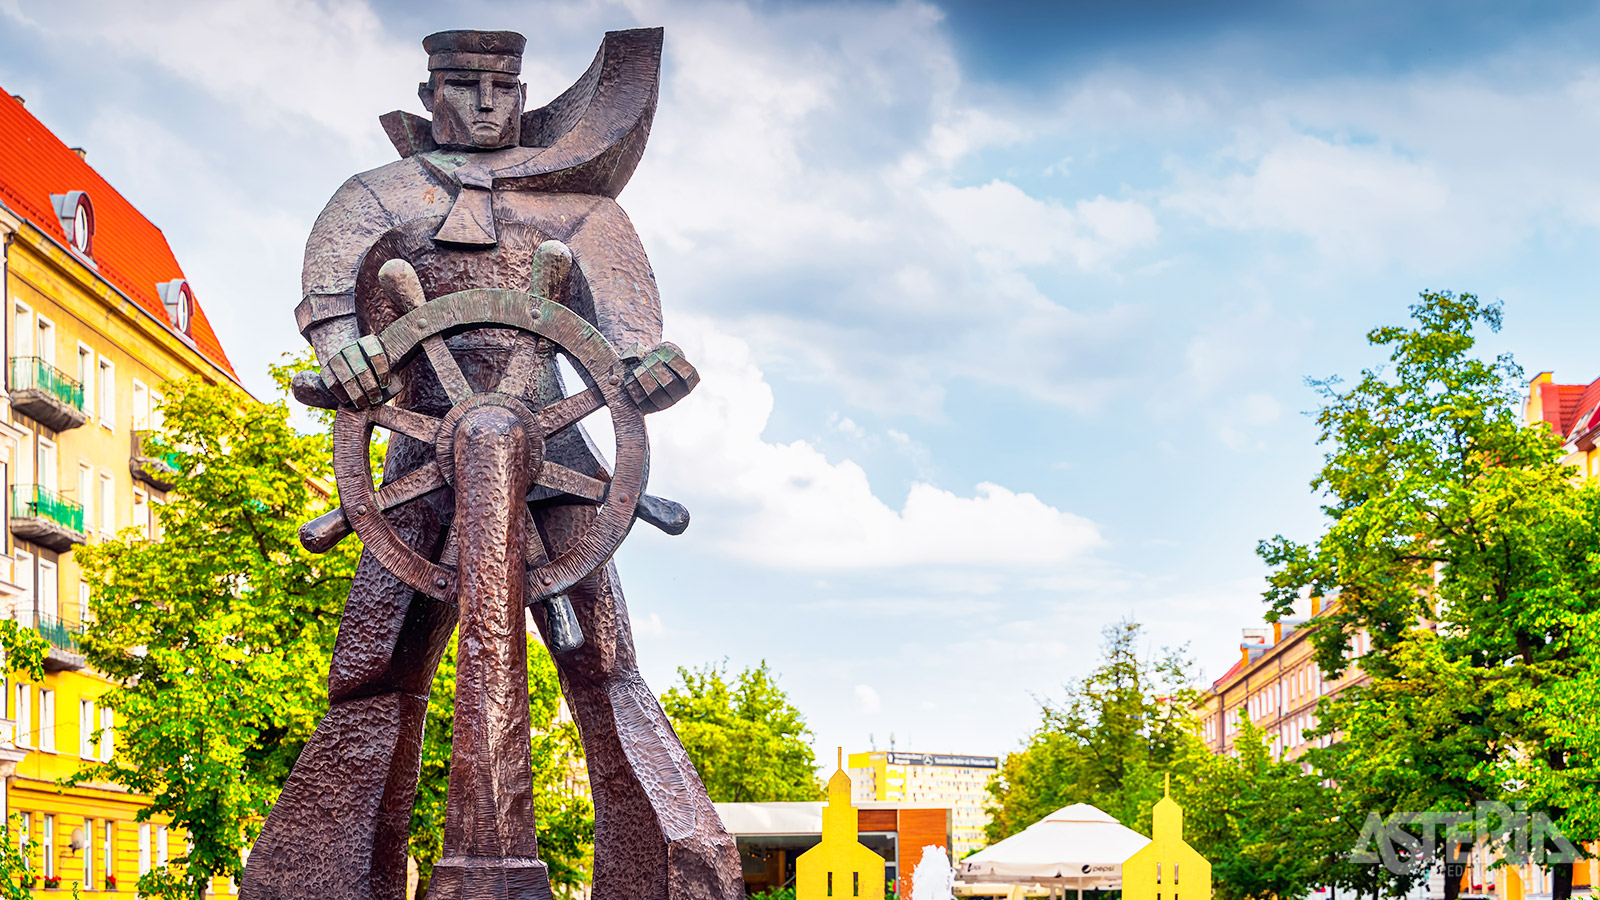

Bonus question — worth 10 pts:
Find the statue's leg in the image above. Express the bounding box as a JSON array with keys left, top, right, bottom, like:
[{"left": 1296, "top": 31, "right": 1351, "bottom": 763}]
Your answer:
[
  {"left": 532, "top": 505, "right": 744, "bottom": 900},
  {"left": 242, "top": 501, "right": 455, "bottom": 900}
]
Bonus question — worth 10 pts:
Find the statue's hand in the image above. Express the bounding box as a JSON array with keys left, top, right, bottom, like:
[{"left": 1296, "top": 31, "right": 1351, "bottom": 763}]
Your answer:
[
  {"left": 320, "top": 335, "right": 391, "bottom": 408},
  {"left": 622, "top": 342, "right": 699, "bottom": 413}
]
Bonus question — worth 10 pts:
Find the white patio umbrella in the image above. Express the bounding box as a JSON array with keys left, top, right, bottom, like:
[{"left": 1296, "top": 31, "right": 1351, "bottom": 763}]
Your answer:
[{"left": 958, "top": 804, "right": 1150, "bottom": 899}]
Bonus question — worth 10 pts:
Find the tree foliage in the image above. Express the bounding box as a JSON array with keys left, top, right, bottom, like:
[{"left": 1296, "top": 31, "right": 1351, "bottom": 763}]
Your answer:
[
  {"left": 73, "top": 362, "right": 356, "bottom": 900},
  {"left": 661, "top": 660, "right": 821, "bottom": 802},
  {"left": 1257, "top": 291, "right": 1600, "bottom": 898},
  {"left": 984, "top": 620, "right": 1196, "bottom": 840}
]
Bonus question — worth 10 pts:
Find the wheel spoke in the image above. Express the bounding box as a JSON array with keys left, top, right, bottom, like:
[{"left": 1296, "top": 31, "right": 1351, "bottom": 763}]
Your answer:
[
  {"left": 523, "top": 508, "right": 550, "bottom": 568},
  {"left": 375, "top": 461, "right": 447, "bottom": 511},
  {"left": 536, "top": 387, "right": 604, "bottom": 436},
  {"left": 534, "top": 463, "right": 608, "bottom": 503},
  {"left": 439, "top": 523, "right": 459, "bottom": 567},
  {"left": 422, "top": 335, "right": 473, "bottom": 403},
  {"left": 371, "top": 405, "right": 444, "bottom": 443},
  {"left": 496, "top": 340, "right": 544, "bottom": 399}
]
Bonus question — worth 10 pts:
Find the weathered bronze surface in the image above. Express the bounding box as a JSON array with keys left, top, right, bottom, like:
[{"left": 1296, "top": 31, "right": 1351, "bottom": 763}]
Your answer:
[{"left": 241, "top": 27, "right": 742, "bottom": 900}]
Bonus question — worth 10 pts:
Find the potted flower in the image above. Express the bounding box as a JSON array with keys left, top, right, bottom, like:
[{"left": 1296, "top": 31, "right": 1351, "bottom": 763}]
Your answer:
[
  {"left": 19, "top": 874, "right": 36, "bottom": 891},
  {"left": 106, "top": 874, "right": 118, "bottom": 891},
  {"left": 43, "top": 875, "right": 61, "bottom": 889}
]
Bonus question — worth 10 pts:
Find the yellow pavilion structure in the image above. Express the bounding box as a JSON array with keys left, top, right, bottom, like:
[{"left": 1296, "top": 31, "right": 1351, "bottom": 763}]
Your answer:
[
  {"left": 797, "top": 752, "right": 886, "bottom": 900},
  {"left": 1123, "top": 778, "right": 1210, "bottom": 900}
]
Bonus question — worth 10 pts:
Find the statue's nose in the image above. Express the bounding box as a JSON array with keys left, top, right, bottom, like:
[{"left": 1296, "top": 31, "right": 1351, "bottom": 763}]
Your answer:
[{"left": 478, "top": 72, "right": 495, "bottom": 111}]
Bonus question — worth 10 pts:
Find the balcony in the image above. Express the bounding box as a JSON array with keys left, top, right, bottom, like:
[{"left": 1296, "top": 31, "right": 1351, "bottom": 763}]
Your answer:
[
  {"left": 9, "top": 485, "right": 86, "bottom": 552},
  {"left": 14, "top": 611, "right": 87, "bottom": 672},
  {"left": 130, "top": 430, "right": 178, "bottom": 491},
  {"left": 8, "top": 357, "right": 87, "bottom": 431}
]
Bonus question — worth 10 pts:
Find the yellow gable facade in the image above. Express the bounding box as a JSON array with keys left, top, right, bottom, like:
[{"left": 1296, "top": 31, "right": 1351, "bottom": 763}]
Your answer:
[
  {"left": 797, "top": 759, "right": 885, "bottom": 900},
  {"left": 1123, "top": 781, "right": 1211, "bottom": 900}
]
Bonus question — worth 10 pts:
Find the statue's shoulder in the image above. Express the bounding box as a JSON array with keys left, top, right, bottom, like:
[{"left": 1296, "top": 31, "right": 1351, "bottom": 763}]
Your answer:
[{"left": 324, "top": 156, "right": 439, "bottom": 210}]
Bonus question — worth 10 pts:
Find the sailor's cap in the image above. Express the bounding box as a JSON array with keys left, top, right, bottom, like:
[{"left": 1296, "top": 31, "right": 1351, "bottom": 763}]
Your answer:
[{"left": 423, "top": 30, "right": 526, "bottom": 75}]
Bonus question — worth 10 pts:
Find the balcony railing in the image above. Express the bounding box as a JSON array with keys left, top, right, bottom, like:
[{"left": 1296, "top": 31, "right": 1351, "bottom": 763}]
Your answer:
[
  {"left": 9, "top": 356, "right": 83, "bottom": 409},
  {"left": 10, "top": 484, "right": 85, "bottom": 533},
  {"left": 31, "top": 614, "right": 83, "bottom": 654}
]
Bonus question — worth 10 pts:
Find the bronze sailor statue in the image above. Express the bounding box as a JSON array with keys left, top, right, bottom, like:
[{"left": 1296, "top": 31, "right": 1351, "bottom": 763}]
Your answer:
[{"left": 239, "top": 28, "right": 745, "bottom": 900}]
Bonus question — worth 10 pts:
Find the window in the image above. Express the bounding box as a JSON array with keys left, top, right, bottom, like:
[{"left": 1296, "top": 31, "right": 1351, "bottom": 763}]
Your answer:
[
  {"left": 15, "top": 550, "right": 33, "bottom": 629},
  {"left": 137, "top": 824, "right": 150, "bottom": 875},
  {"left": 150, "top": 390, "right": 164, "bottom": 432},
  {"left": 853, "top": 871, "right": 859, "bottom": 896},
  {"left": 83, "top": 817, "right": 93, "bottom": 890},
  {"left": 13, "top": 684, "right": 30, "bottom": 749},
  {"left": 78, "top": 582, "right": 90, "bottom": 625},
  {"left": 98, "top": 357, "right": 114, "bottom": 430},
  {"left": 36, "top": 437, "right": 57, "bottom": 494},
  {"left": 101, "top": 821, "right": 113, "bottom": 886},
  {"left": 54, "top": 192, "right": 95, "bottom": 257},
  {"left": 39, "top": 689, "right": 55, "bottom": 752},
  {"left": 131, "top": 380, "right": 148, "bottom": 431},
  {"left": 156, "top": 825, "right": 167, "bottom": 866},
  {"left": 77, "top": 344, "right": 94, "bottom": 418},
  {"left": 78, "top": 464, "right": 93, "bottom": 539},
  {"left": 35, "top": 316, "right": 54, "bottom": 367},
  {"left": 38, "top": 560, "right": 57, "bottom": 621},
  {"left": 41, "top": 814, "right": 53, "bottom": 877},
  {"left": 98, "top": 473, "right": 114, "bottom": 535},
  {"left": 827, "top": 872, "right": 833, "bottom": 897},
  {"left": 79, "top": 700, "right": 95, "bottom": 759},
  {"left": 18, "top": 812, "right": 28, "bottom": 867},
  {"left": 13, "top": 300, "right": 32, "bottom": 359},
  {"left": 100, "top": 707, "right": 113, "bottom": 762},
  {"left": 132, "top": 488, "right": 149, "bottom": 539}
]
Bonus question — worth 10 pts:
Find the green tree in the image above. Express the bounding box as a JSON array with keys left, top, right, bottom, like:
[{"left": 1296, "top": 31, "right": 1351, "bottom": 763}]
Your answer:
[
  {"left": 985, "top": 620, "right": 1196, "bottom": 839},
  {"left": 1258, "top": 291, "right": 1600, "bottom": 900},
  {"left": 661, "top": 660, "right": 821, "bottom": 802},
  {"left": 411, "top": 632, "right": 593, "bottom": 898}
]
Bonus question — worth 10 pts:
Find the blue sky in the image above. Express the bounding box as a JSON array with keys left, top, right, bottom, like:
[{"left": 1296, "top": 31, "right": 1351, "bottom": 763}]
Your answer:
[{"left": 5, "top": 0, "right": 1600, "bottom": 763}]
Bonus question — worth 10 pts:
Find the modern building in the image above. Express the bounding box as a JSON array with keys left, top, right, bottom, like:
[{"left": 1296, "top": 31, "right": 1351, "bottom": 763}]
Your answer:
[
  {"left": 846, "top": 751, "right": 998, "bottom": 859},
  {"left": 0, "top": 89, "right": 241, "bottom": 893},
  {"left": 716, "top": 795, "right": 950, "bottom": 899}
]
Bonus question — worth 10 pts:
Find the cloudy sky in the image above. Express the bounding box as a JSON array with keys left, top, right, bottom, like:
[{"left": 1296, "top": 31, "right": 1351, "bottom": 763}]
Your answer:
[{"left": 5, "top": 0, "right": 1600, "bottom": 764}]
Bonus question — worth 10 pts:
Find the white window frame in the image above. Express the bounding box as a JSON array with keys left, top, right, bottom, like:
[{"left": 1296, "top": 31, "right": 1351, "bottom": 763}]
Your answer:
[
  {"left": 38, "top": 688, "right": 55, "bottom": 752},
  {"left": 132, "top": 487, "right": 149, "bottom": 539},
  {"left": 149, "top": 389, "right": 165, "bottom": 433},
  {"left": 97, "top": 356, "right": 115, "bottom": 431},
  {"left": 156, "top": 825, "right": 167, "bottom": 866},
  {"left": 34, "top": 315, "right": 54, "bottom": 367},
  {"left": 98, "top": 472, "right": 115, "bottom": 536},
  {"left": 99, "top": 707, "right": 113, "bottom": 762},
  {"left": 18, "top": 812, "right": 28, "bottom": 868},
  {"left": 83, "top": 816, "right": 93, "bottom": 890},
  {"left": 37, "top": 559, "right": 57, "bottom": 622},
  {"left": 13, "top": 683, "right": 30, "bottom": 749},
  {"left": 78, "top": 582, "right": 91, "bottom": 626},
  {"left": 36, "top": 436, "right": 57, "bottom": 495},
  {"left": 14, "top": 549, "right": 32, "bottom": 629},
  {"left": 12, "top": 299, "right": 32, "bottom": 358},
  {"left": 101, "top": 821, "right": 113, "bottom": 885},
  {"left": 77, "top": 343, "right": 94, "bottom": 419},
  {"left": 79, "top": 699, "right": 95, "bottom": 760},
  {"left": 41, "top": 814, "right": 53, "bottom": 877},
  {"left": 77, "top": 463, "right": 94, "bottom": 542},
  {"left": 137, "top": 824, "right": 150, "bottom": 875},
  {"left": 131, "top": 379, "right": 148, "bottom": 431}
]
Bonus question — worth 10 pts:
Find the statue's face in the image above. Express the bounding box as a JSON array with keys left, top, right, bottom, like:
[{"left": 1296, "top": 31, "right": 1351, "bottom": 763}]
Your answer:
[{"left": 422, "top": 70, "right": 525, "bottom": 150}]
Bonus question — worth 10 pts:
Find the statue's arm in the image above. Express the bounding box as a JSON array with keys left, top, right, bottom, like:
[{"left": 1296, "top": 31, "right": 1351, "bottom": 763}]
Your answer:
[
  {"left": 296, "top": 171, "right": 412, "bottom": 407},
  {"left": 565, "top": 200, "right": 698, "bottom": 412}
]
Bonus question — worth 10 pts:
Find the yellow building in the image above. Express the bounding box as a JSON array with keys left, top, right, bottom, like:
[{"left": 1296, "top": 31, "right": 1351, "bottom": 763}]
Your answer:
[
  {"left": 847, "top": 751, "right": 996, "bottom": 858},
  {"left": 1122, "top": 778, "right": 1209, "bottom": 900},
  {"left": 797, "top": 753, "right": 885, "bottom": 900},
  {"left": 0, "top": 91, "right": 242, "bottom": 893}
]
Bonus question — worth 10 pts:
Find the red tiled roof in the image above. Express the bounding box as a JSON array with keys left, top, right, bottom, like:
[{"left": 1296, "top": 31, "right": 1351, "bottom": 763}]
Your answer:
[
  {"left": 1211, "top": 656, "right": 1244, "bottom": 689},
  {"left": 0, "top": 91, "right": 236, "bottom": 379}
]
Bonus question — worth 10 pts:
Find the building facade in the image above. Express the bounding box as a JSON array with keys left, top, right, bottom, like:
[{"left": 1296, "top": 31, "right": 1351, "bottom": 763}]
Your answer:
[
  {"left": 846, "top": 751, "right": 997, "bottom": 859},
  {"left": 0, "top": 89, "right": 240, "bottom": 894}
]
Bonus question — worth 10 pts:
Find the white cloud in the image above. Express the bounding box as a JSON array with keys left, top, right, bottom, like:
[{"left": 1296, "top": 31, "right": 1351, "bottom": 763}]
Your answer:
[
  {"left": 855, "top": 684, "right": 881, "bottom": 713},
  {"left": 647, "top": 316, "right": 1105, "bottom": 570},
  {"left": 925, "top": 180, "right": 1158, "bottom": 271}
]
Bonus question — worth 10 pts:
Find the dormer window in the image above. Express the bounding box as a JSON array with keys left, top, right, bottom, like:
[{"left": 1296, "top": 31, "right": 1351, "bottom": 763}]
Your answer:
[
  {"left": 157, "top": 279, "right": 193, "bottom": 334},
  {"left": 50, "top": 191, "right": 94, "bottom": 257}
]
